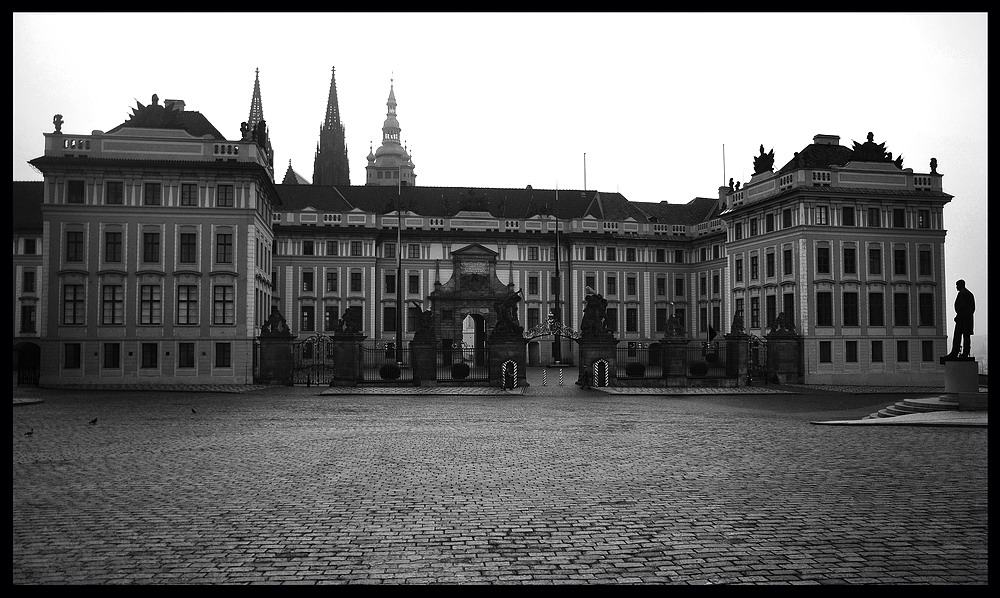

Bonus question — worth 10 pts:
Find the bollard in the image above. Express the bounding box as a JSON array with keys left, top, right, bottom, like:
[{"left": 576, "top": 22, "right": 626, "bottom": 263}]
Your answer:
[
  {"left": 542, "top": 368, "right": 547, "bottom": 386},
  {"left": 558, "top": 367, "right": 564, "bottom": 386}
]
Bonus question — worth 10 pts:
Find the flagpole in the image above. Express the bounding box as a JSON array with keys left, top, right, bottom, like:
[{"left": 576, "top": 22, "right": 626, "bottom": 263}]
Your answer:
[
  {"left": 396, "top": 165, "right": 403, "bottom": 365},
  {"left": 553, "top": 183, "right": 562, "bottom": 365}
]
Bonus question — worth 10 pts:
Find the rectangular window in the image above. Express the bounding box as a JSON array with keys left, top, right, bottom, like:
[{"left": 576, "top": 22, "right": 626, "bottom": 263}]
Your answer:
[
  {"left": 607, "top": 275, "right": 617, "bottom": 295},
  {"left": 765, "top": 253, "right": 775, "bottom": 278},
  {"left": 407, "top": 306, "right": 420, "bottom": 331},
  {"left": 300, "top": 306, "right": 315, "bottom": 332},
  {"left": 22, "top": 269, "right": 34, "bottom": 291},
  {"left": 606, "top": 308, "right": 618, "bottom": 332},
  {"left": 734, "top": 222, "right": 743, "bottom": 240},
  {"left": 750, "top": 296, "right": 760, "bottom": 329},
  {"left": 783, "top": 293, "right": 794, "bottom": 325},
  {"left": 655, "top": 307, "right": 667, "bottom": 332},
  {"left": 101, "top": 284, "right": 124, "bottom": 325},
  {"left": 62, "top": 284, "right": 86, "bottom": 325},
  {"left": 626, "top": 307, "right": 638, "bottom": 332},
  {"left": 735, "top": 258, "right": 743, "bottom": 282},
  {"left": 326, "top": 272, "right": 339, "bottom": 293},
  {"left": 606, "top": 247, "right": 617, "bottom": 262},
  {"left": 140, "top": 284, "right": 162, "bottom": 325},
  {"left": 327, "top": 241, "right": 339, "bottom": 256},
  {"left": 699, "top": 276, "right": 707, "bottom": 296},
  {"left": 302, "top": 240, "right": 314, "bottom": 256},
  {"left": 893, "top": 249, "right": 907, "bottom": 275},
  {"left": 384, "top": 306, "right": 397, "bottom": 332},
  {"left": 213, "top": 285, "right": 235, "bottom": 325},
  {"left": 843, "top": 247, "right": 857, "bottom": 275},
  {"left": 816, "top": 247, "right": 830, "bottom": 274},
  {"left": 408, "top": 274, "right": 419, "bottom": 295},
  {"left": 528, "top": 275, "right": 539, "bottom": 295},
  {"left": 177, "top": 285, "right": 198, "bottom": 325},
  {"left": 324, "top": 306, "right": 339, "bottom": 332},
  {"left": 626, "top": 276, "right": 637, "bottom": 296},
  {"left": 551, "top": 275, "right": 561, "bottom": 296},
  {"left": 892, "top": 208, "right": 905, "bottom": 228},
  {"left": 141, "top": 343, "right": 158, "bottom": 368},
  {"left": 700, "top": 247, "right": 707, "bottom": 262},
  {"left": 178, "top": 342, "right": 195, "bottom": 368},
  {"left": 66, "top": 231, "right": 84, "bottom": 262},
  {"left": 674, "top": 249, "right": 684, "bottom": 264},
  {"left": 782, "top": 208, "right": 792, "bottom": 228},
  {"left": 842, "top": 206, "right": 855, "bottom": 227},
  {"left": 585, "top": 246, "right": 595, "bottom": 261},
  {"left": 869, "top": 292, "right": 885, "bottom": 327},
  {"left": 921, "top": 340, "right": 935, "bottom": 362},
  {"left": 350, "top": 272, "right": 362, "bottom": 292},
  {"left": 216, "top": 233, "right": 233, "bottom": 264},
  {"left": 893, "top": 292, "right": 909, "bottom": 326},
  {"left": 750, "top": 255, "right": 759, "bottom": 280},
  {"left": 918, "top": 209, "right": 930, "bottom": 229},
  {"left": 868, "top": 207, "right": 881, "bottom": 227},
  {"left": 527, "top": 307, "right": 540, "bottom": 330},
  {"left": 215, "top": 342, "right": 232, "bottom": 367},
  {"left": 783, "top": 248, "right": 793, "bottom": 275},
  {"left": 655, "top": 249, "right": 665, "bottom": 263},
  {"left": 351, "top": 241, "right": 363, "bottom": 257},
  {"left": 712, "top": 274, "right": 720, "bottom": 294},
  {"left": 765, "top": 213, "right": 774, "bottom": 232},
  {"left": 385, "top": 273, "right": 396, "bottom": 294},
  {"left": 819, "top": 341, "right": 832, "bottom": 363},
  {"left": 181, "top": 183, "right": 198, "bottom": 206},
  {"left": 869, "top": 246, "right": 882, "bottom": 275},
  {"left": 102, "top": 343, "right": 121, "bottom": 369},
  {"left": 106, "top": 181, "right": 124, "bottom": 205},
  {"left": 143, "top": 232, "right": 160, "bottom": 263},
  {"left": 528, "top": 246, "right": 539, "bottom": 261},
  {"left": 408, "top": 244, "right": 420, "bottom": 259},
  {"left": 104, "top": 232, "right": 122, "bottom": 263},
  {"left": 871, "top": 340, "right": 884, "bottom": 363},
  {"left": 750, "top": 218, "right": 758, "bottom": 236},
  {"left": 176, "top": 232, "right": 196, "bottom": 264},
  {"left": 655, "top": 277, "right": 666, "bottom": 297},
  {"left": 846, "top": 340, "right": 858, "bottom": 363},
  {"left": 674, "top": 277, "right": 684, "bottom": 297},
  {"left": 918, "top": 293, "right": 934, "bottom": 326},
  {"left": 67, "top": 180, "right": 85, "bottom": 203},
  {"left": 626, "top": 248, "right": 636, "bottom": 262},
  {"left": 64, "top": 343, "right": 82, "bottom": 369},
  {"left": 699, "top": 307, "right": 708, "bottom": 333},
  {"left": 586, "top": 275, "right": 596, "bottom": 291},
  {"left": 896, "top": 340, "right": 909, "bottom": 362},
  {"left": 216, "top": 184, "right": 234, "bottom": 207},
  {"left": 24, "top": 239, "right": 36, "bottom": 255},
  {"left": 143, "top": 182, "right": 161, "bottom": 206},
  {"left": 843, "top": 291, "right": 859, "bottom": 327},
  {"left": 918, "top": 249, "right": 932, "bottom": 276},
  {"left": 20, "top": 305, "right": 36, "bottom": 332},
  {"left": 302, "top": 271, "right": 314, "bottom": 292},
  {"left": 815, "top": 206, "right": 828, "bottom": 225},
  {"left": 816, "top": 291, "right": 833, "bottom": 326}
]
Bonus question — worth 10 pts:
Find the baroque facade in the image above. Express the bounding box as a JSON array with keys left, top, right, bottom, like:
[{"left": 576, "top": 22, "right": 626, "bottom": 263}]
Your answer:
[{"left": 12, "top": 71, "right": 952, "bottom": 387}]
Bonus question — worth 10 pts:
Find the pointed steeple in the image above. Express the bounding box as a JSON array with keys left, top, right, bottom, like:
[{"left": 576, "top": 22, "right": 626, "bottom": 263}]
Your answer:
[
  {"left": 247, "top": 68, "right": 265, "bottom": 130},
  {"left": 313, "top": 66, "right": 351, "bottom": 185},
  {"left": 366, "top": 76, "right": 416, "bottom": 187},
  {"left": 245, "top": 68, "right": 273, "bottom": 177}
]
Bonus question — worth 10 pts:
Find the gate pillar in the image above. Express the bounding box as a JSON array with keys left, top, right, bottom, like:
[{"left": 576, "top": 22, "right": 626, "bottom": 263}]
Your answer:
[
  {"left": 410, "top": 338, "right": 438, "bottom": 385},
  {"left": 575, "top": 334, "right": 618, "bottom": 387},
  {"left": 258, "top": 307, "right": 295, "bottom": 385},
  {"left": 488, "top": 333, "right": 527, "bottom": 388},
  {"left": 660, "top": 337, "right": 689, "bottom": 387},
  {"left": 331, "top": 332, "right": 366, "bottom": 386},
  {"left": 724, "top": 333, "right": 749, "bottom": 384},
  {"left": 766, "top": 333, "right": 803, "bottom": 384}
]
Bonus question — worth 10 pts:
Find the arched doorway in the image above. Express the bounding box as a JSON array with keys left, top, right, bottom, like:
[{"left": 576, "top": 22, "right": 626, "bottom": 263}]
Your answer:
[{"left": 462, "top": 313, "right": 488, "bottom": 366}]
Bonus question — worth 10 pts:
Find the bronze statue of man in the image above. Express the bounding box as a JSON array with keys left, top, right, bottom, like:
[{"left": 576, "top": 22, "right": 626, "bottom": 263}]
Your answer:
[{"left": 946, "top": 279, "right": 975, "bottom": 359}]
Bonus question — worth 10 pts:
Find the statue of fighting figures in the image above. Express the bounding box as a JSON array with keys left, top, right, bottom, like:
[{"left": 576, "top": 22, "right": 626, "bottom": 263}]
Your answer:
[
  {"left": 492, "top": 289, "right": 524, "bottom": 336},
  {"left": 580, "top": 288, "right": 610, "bottom": 336}
]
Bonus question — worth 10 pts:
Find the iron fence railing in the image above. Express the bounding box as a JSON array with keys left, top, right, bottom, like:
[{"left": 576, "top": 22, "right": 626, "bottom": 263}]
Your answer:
[{"left": 358, "top": 342, "right": 414, "bottom": 382}]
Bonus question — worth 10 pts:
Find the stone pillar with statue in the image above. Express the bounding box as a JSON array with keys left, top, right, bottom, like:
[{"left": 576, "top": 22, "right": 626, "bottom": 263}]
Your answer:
[
  {"left": 766, "top": 311, "right": 803, "bottom": 384},
  {"left": 330, "top": 306, "right": 366, "bottom": 386},
  {"left": 940, "top": 280, "right": 984, "bottom": 410},
  {"left": 575, "top": 288, "right": 618, "bottom": 388},
  {"left": 258, "top": 306, "right": 295, "bottom": 385},
  {"left": 487, "top": 289, "right": 529, "bottom": 388},
  {"left": 660, "top": 307, "right": 688, "bottom": 387},
  {"left": 408, "top": 301, "right": 438, "bottom": 385}
]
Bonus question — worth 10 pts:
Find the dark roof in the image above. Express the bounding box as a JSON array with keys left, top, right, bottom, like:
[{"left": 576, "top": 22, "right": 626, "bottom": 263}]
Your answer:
[
  {"left": 274, "top": 185, "right": 650, "bottom": 221},
  {"left": 105, "top": 98, "right": 225, "bottom": 140},
  {"left": 13, "top": 181, "right": 43, "bottom": 230},
  {"left": 776, "top": 142, "right": 854, "bottom": 175},
  {"left": 633, "top": 197, "right": 720, "bottom": 225}
]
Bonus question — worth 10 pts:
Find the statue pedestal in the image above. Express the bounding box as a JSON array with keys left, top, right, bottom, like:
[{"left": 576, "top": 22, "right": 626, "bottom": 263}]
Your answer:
[
  {"left": 330, "top": 333, "right": 366, "bottom": 386},
  {"left": 940, "top": 358, "right": 985, "bottom": 411},
  {"left": 575, "top": 334, "right": 618, "bottom": 387},
  {"left": 724, "top": 333, "right": 749, "bottom": 382},
  {"left": 766, "top": 333, "right": 803, "bottom": 384},
  {"left": 489, "top": 333, "right": 528, "bottom": 388},
  {"left": 258, "top": 331, "right": 295, "bottom": 385},
  {"left": 660, "top": 336, "right": 688, "bottom": 387},
  {"left": 410, "top": 337, "right": 438, "bottom": 385}
]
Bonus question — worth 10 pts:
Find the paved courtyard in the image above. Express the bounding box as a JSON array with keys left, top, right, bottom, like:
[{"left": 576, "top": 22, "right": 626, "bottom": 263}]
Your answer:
[{"left": 13, "top": 383, "right": 988, "bottom": 585}]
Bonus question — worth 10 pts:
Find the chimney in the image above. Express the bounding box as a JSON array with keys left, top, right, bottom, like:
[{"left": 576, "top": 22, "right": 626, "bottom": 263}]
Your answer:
[
  {"left": 813, "top": 134, "right": 840, "bottom": 146},
  {"left": 164, "top": 99, "right": 185, "bottom": 112}
]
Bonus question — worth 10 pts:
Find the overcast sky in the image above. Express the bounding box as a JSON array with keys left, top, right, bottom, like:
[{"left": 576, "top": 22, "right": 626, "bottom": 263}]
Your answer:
[{"left": 13, "top": 12, "right": 988, "bottom": 348}]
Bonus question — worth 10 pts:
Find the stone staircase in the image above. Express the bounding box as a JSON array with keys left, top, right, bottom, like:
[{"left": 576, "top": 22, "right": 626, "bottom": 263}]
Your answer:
[{"left": 865, "top": 396, "right": 961, "bottom": 420}]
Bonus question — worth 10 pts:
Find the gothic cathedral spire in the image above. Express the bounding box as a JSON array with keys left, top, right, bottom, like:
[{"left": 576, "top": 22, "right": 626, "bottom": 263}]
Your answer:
[
  {"left": 246, "top": 68, "right": 273, "bottom": 175},
  {"left": 313, "top": 66, "right": 351, "bottom": 186}
]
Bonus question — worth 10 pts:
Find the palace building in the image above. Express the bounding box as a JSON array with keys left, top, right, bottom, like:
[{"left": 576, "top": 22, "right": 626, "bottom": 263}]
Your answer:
[{"left": 13, "top": 69, "right": 953, "bottom": 387}]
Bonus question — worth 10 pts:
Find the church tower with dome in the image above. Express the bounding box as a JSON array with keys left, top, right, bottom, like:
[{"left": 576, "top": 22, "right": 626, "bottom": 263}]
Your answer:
[{"left": 365, "top": 78, "right": 416, "bottom": 186}]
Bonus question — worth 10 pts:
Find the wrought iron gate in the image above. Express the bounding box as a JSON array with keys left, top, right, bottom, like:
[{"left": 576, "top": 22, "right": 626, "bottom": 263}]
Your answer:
[{"left": 291, "top": 334, "right": 336, "bottom": 386}]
